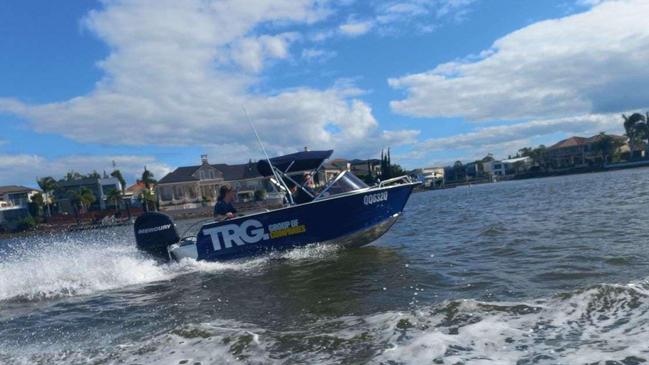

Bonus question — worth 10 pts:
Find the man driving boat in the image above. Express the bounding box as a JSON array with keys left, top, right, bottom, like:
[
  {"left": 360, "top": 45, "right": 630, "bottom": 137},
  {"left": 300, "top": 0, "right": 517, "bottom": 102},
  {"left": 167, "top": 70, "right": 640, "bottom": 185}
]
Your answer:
[{"left": 214, "top": 185, "right": 237, "bottom": 220}]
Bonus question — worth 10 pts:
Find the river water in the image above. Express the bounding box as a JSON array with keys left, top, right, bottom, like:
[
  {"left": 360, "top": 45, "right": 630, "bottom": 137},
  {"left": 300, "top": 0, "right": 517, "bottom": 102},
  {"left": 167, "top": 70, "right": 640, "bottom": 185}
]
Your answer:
[{"left": 1, "top": 168, "right": 649, "bottom": 364}]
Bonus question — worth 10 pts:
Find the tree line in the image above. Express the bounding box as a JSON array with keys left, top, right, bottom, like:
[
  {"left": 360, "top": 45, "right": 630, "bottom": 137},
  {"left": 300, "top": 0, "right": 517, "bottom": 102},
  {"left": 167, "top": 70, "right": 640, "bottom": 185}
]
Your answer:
[
  {"left": 30, "top": 168, "right": 158, "bottom": 224},
  {"left": 513, "top": 113, "right": 649, "bottom": 170}
]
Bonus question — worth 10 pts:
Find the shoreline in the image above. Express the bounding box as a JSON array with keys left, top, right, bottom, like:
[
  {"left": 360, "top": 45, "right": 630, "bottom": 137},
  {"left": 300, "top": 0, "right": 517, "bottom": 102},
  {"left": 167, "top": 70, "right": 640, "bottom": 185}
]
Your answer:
[
  {"left": 417, "top": 160, "right": 649, "bottom": 191},
  {"left": 4, "top": 163, "right": 649, "bottom": 239}
]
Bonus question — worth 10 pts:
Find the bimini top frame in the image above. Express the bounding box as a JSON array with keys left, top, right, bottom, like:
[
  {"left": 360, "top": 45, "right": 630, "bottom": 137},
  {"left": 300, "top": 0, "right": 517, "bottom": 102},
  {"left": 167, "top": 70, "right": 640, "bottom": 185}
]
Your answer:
[{"left": 257, "top": 150, "right": 333, "bottom": 205}]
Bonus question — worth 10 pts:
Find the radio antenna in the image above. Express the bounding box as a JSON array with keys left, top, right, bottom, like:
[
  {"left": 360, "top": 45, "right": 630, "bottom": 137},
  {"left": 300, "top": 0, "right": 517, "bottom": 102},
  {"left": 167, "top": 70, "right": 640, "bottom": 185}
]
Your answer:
[
  {"left": 243, "top": 106, "right": 293, "bottom": 204},
  {"left": 244, "top": 107, "right": 272, "bottom": 165}
]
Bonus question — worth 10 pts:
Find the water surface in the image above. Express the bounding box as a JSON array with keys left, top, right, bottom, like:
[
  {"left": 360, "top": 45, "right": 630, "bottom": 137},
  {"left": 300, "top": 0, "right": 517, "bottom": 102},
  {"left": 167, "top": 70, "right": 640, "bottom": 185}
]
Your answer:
[{"left": 1, "top": 168, "right": 649, "bottom": 364}]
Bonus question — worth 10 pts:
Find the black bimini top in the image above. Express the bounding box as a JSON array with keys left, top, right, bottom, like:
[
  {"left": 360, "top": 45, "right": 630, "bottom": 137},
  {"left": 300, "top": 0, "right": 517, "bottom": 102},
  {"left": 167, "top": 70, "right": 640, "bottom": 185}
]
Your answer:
[{"left": 257, "top": 150, "right": 333, "bottom": 176}]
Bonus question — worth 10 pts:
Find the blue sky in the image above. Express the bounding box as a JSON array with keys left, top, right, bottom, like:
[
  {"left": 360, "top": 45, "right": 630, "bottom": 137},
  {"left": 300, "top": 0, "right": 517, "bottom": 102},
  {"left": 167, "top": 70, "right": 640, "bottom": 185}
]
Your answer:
[{"left": 1, "top": 0, "right": 647, "bottom": 187}]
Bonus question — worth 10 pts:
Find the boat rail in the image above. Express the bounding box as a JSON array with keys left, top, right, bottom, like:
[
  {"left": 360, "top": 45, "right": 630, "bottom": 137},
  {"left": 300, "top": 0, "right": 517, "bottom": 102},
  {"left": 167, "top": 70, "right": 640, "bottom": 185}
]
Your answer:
[{"left": 378, "top": 175, "right": 413, "bottom": 187}]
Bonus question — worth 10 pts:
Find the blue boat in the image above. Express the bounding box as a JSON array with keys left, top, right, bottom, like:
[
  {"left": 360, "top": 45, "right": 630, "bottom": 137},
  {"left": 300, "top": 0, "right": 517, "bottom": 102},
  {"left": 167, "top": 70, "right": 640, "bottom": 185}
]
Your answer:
[{"left": 134, "top": 150, "right": 418, "bottom": 262}]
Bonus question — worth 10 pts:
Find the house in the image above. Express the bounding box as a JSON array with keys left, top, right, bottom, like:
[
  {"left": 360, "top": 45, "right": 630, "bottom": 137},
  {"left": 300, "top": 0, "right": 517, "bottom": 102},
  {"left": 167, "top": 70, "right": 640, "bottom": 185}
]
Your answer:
[
  {"left": 321, "top": 159, "right": 350, "bottom": 182},
  {"left": 0, "top": 185, "right": 41, "bottom": 208},
  {"left": 482, "top": 160, "right": 506, "bottom": 176},
  {"left": 464, "top": 162, "right": 481, "bottom": 178},
  {"left": 411, "top": 167, "right": 445, "bottom": 187},
  {"left": 156, "top": 155, "right": 272, "bottom": 210},
  {"left": 0, "top": 185, "right": 39, "bottom": 225},
  {"left": 0, "top": 206, "right": 30, "bottom": 226},
  {"left": 443, "top": 161, "right": 484, "bottom": 182},
  {"left": 123, "top": 181, "right": 149, "bottom": 208},
  {"left": 483, "top": 156, "right": 532, "bottom": 177},
  {"left": 545, "top": 134, "right": 627, "bottom": 168},
  {"left": 54, "top": 177, "right": 123, "bottom": 213},
  {"left": 349, "top": 159, "right": 381, "bottom": 178}
]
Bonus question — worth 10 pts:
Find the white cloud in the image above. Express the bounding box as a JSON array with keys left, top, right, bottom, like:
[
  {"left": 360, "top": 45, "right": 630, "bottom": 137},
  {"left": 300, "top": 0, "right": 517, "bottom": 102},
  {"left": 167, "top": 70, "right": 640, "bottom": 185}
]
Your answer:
[
  {"left": 381, "top": 129, "right": 421, "bottom": 145},
  {"left": 435, "top": 0, "right": 476, "bottom": 19},
  {"left": 301, "top": 48, "right": 337, "bottom": 62},
  {"left": 0, "top": 0, "right": 415, "bottom": 163},
  {"left": 413, "top": 112, "right": 625, "bottom": 160},
  {"left": 339, "top": 19, "right": 374, "bottom": 36},
  {"left": 0, "top": 154, "right": 171, "bottom": 187},
  {"left": 230, "top": 33, "right": 299, "bottom": 73},
  {"left": 389, "top": 0, "right": 649, "bottom": 121},
  {"left": 316, "top": 0, "right": 477, "bottom": 40},
  {"left": 576, "top": 0, "right": 610, "bottom": 7},
  {"left": 375, "top": 0, "right": 476, "bottom": 32}
]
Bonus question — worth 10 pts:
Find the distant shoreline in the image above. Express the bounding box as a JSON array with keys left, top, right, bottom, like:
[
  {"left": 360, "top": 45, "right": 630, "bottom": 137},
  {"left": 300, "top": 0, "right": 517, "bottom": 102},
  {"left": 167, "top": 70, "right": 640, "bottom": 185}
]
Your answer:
[
  {"left": 4, "top": 163, "right": 649, "bottom": 240},
  {"left": 416, "top": 161, "right": 649, "bottom": 191}
]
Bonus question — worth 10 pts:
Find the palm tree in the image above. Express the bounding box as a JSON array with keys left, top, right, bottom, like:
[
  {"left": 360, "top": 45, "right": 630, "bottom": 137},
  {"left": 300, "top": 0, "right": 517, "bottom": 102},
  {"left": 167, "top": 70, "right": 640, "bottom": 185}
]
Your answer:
[
  {"left": 517, "top": 148, "right": 532, "bottom": 161},
  {"left": 106, "top": 189, "right": 123, "bottom": 214},
  {"left": 110, "top": 169, "right": 127, "bottom": 192},
  {"left": 29, "top": 192, "right": 45, "bottom": 219},
  {"left": 123, "top": 197, "right": 132, "bottom": 220},
  {"left": 140, "top": 167, "right": 158, "bottom": 212},
  {"left": 66, "top": 190, "right": 81, "bottom": 223},
  {"left": 37, "top": 176, "right": 57, "bottom": 218},
  {"left": 142, "top": 168, "right": 156, "bottom": 189},
  {"left": 452, "top": 161, "right": 465, "bottom": 181},
  {"left": 623, "top": 113, "right": 649, "bottom": 157},
  {"left": 64, "top": 171, "right": 85, "bottom": 181},
  {"left": 77, "top": 187, "right": 96, "bottom": 213},
  {"left": 592, "top": 132, "right": 624, "bottom": 165},
  {"left": 140, "top": 189, "right": 156, "bottom": 212}
]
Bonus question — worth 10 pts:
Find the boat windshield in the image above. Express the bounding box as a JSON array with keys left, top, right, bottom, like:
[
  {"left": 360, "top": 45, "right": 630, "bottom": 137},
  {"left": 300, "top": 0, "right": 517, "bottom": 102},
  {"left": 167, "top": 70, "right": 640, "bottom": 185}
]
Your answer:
[{"left": 317, "top": 171, "right": 368, "bottom": 198}]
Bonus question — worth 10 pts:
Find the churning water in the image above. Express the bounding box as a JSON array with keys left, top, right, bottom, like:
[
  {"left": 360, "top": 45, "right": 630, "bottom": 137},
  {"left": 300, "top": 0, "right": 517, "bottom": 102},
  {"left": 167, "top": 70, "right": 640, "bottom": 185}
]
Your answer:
[{"left": 2, "top": 168, "right": 649, "bottom": 364}]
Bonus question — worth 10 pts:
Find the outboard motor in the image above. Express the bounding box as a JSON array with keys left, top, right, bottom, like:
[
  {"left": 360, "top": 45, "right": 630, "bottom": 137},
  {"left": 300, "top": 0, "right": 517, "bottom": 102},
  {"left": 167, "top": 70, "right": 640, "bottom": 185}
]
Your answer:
[{"left": 134, "top": 212, "right": 180, "bottom": 261}]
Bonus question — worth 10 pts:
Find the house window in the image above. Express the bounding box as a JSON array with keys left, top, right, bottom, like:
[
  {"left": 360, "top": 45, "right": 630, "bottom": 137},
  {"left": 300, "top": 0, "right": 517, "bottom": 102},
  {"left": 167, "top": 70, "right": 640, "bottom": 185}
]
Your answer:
[
  {"left": 198, "top": 169, "right": 218, "bottom": 180},
  {"left": 173, "top": 185, "right": 185, "bottom": 200},
  {"left": 201, "top": 185, "right": 216, "bottom": 200},
  {"left": 187, "top": 185, "right": 198, "bottom": 200},
  {"left": 160, "top": 186, "right": 172, "bottom": 201}
]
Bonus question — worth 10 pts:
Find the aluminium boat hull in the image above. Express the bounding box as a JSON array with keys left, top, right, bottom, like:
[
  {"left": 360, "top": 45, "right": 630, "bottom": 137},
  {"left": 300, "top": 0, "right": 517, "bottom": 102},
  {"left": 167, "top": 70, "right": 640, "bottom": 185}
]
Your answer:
[{"left": 170, "top": 182, "right": 417, "bottom": 262}]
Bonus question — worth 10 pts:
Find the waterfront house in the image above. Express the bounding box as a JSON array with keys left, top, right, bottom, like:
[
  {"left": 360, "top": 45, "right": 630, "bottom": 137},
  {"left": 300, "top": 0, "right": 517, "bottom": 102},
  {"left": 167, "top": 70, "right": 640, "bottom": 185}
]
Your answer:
[
  {"left": 320, "top": 159, "right": 350, "bottom": 183},
  {"left": 483, "top": 156, "right": 532, "bottom": 177},
  {"left": 0, "top": 185, "right": 39, "bottom": 225},
  {"left": 0, "top": 206, "right": 30, "bottom": 226},
  {"left": 545, "top": 134, "right": 627, "bottom": 169},
  {"left": 482, "top": 160, "right": 505, "bottom": 177},
  {"left": 442, "top": 160, "right": 485, "bottom": 183},
  {"left": 0, "top": 185, "right": 40, "bottom": 209},
  {"left": 123, "top": 181, "right": 149, "bottom": 208},
  {"left": 411, "top": 167, "right": 445, "bottom": 187},
  {"left": 349, "top": 159, "right": 381, "bottom": 178},
  {"left": 464, "top": 162, "right": 481, "bottom": 179},
  {"left": 54, "top": 177, "right": 123, "bottom": 213},
  {"left": 156, "top": 155, "right": 272, "bottom": 210}
]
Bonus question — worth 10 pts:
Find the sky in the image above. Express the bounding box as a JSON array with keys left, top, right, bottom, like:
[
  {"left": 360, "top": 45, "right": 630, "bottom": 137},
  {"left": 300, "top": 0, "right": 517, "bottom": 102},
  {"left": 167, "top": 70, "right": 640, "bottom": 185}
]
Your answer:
[{"left": 1, "top": 0, "right": 648, "bottom": 187}]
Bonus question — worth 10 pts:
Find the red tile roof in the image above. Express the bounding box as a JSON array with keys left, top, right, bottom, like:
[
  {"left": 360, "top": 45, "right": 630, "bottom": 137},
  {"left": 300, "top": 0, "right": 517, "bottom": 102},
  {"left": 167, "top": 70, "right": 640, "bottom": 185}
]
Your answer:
[
  {"left": 548, "top": 136, "right": 590, "bottom": 149},
  {"left": 548, "top": 134, "right": 626, "bottom": 149},
  {"left": 0, "top": 185, "right": 40, "bottom": 195},
  {"left": 125, "top": 181, "right": 147, "bottom": 193}
]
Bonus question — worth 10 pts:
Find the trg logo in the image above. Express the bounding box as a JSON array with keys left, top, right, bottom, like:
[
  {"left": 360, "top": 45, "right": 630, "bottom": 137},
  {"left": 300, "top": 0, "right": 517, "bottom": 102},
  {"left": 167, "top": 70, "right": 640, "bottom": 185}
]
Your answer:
[{"left": 203, "top": 219, "right": 269, "bottom": 251}]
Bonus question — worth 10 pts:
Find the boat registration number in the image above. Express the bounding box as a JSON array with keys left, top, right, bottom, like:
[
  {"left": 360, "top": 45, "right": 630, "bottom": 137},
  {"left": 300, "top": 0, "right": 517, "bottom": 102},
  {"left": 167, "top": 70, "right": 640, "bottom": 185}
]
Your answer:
[{"left": 364, "top": 191, "right": 388, "bottom": 205}]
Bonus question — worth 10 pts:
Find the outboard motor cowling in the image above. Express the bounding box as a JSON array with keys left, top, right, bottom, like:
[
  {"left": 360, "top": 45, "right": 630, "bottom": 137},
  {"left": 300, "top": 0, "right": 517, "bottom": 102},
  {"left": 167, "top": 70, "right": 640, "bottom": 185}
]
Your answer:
[{"left": 134, "top": 212, "right": 180, "bottom": 261}]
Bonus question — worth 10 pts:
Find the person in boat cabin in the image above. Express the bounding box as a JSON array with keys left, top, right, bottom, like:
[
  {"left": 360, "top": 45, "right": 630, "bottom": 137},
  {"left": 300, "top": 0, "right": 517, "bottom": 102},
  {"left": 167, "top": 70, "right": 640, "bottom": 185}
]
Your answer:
[
  {"left": 214, "top": 184, "right": 237, "bottom": 220},
  {"left": 303, "top": 172, "right": 316, "bottom": 190},
  {"left": 285, "top": 173, "right": 315, "bottom": 205}
]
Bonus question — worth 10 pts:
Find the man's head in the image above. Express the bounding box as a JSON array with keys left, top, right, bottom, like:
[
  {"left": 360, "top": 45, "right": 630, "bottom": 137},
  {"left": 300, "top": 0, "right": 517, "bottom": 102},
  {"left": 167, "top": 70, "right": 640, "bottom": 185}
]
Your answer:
[
  {"left": 218, "top": 185, "right": 236, "bottom": 202},
  {"left": 303, "top": 172, "right": 315, "bottom": 188}
]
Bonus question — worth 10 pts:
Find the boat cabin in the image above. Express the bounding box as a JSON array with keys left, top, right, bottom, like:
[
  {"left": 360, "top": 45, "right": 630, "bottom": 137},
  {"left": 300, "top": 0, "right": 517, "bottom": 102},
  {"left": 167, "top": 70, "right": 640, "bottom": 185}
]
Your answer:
[{"left": 257, "top": 150, "right": 371, "bottom": 205}]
